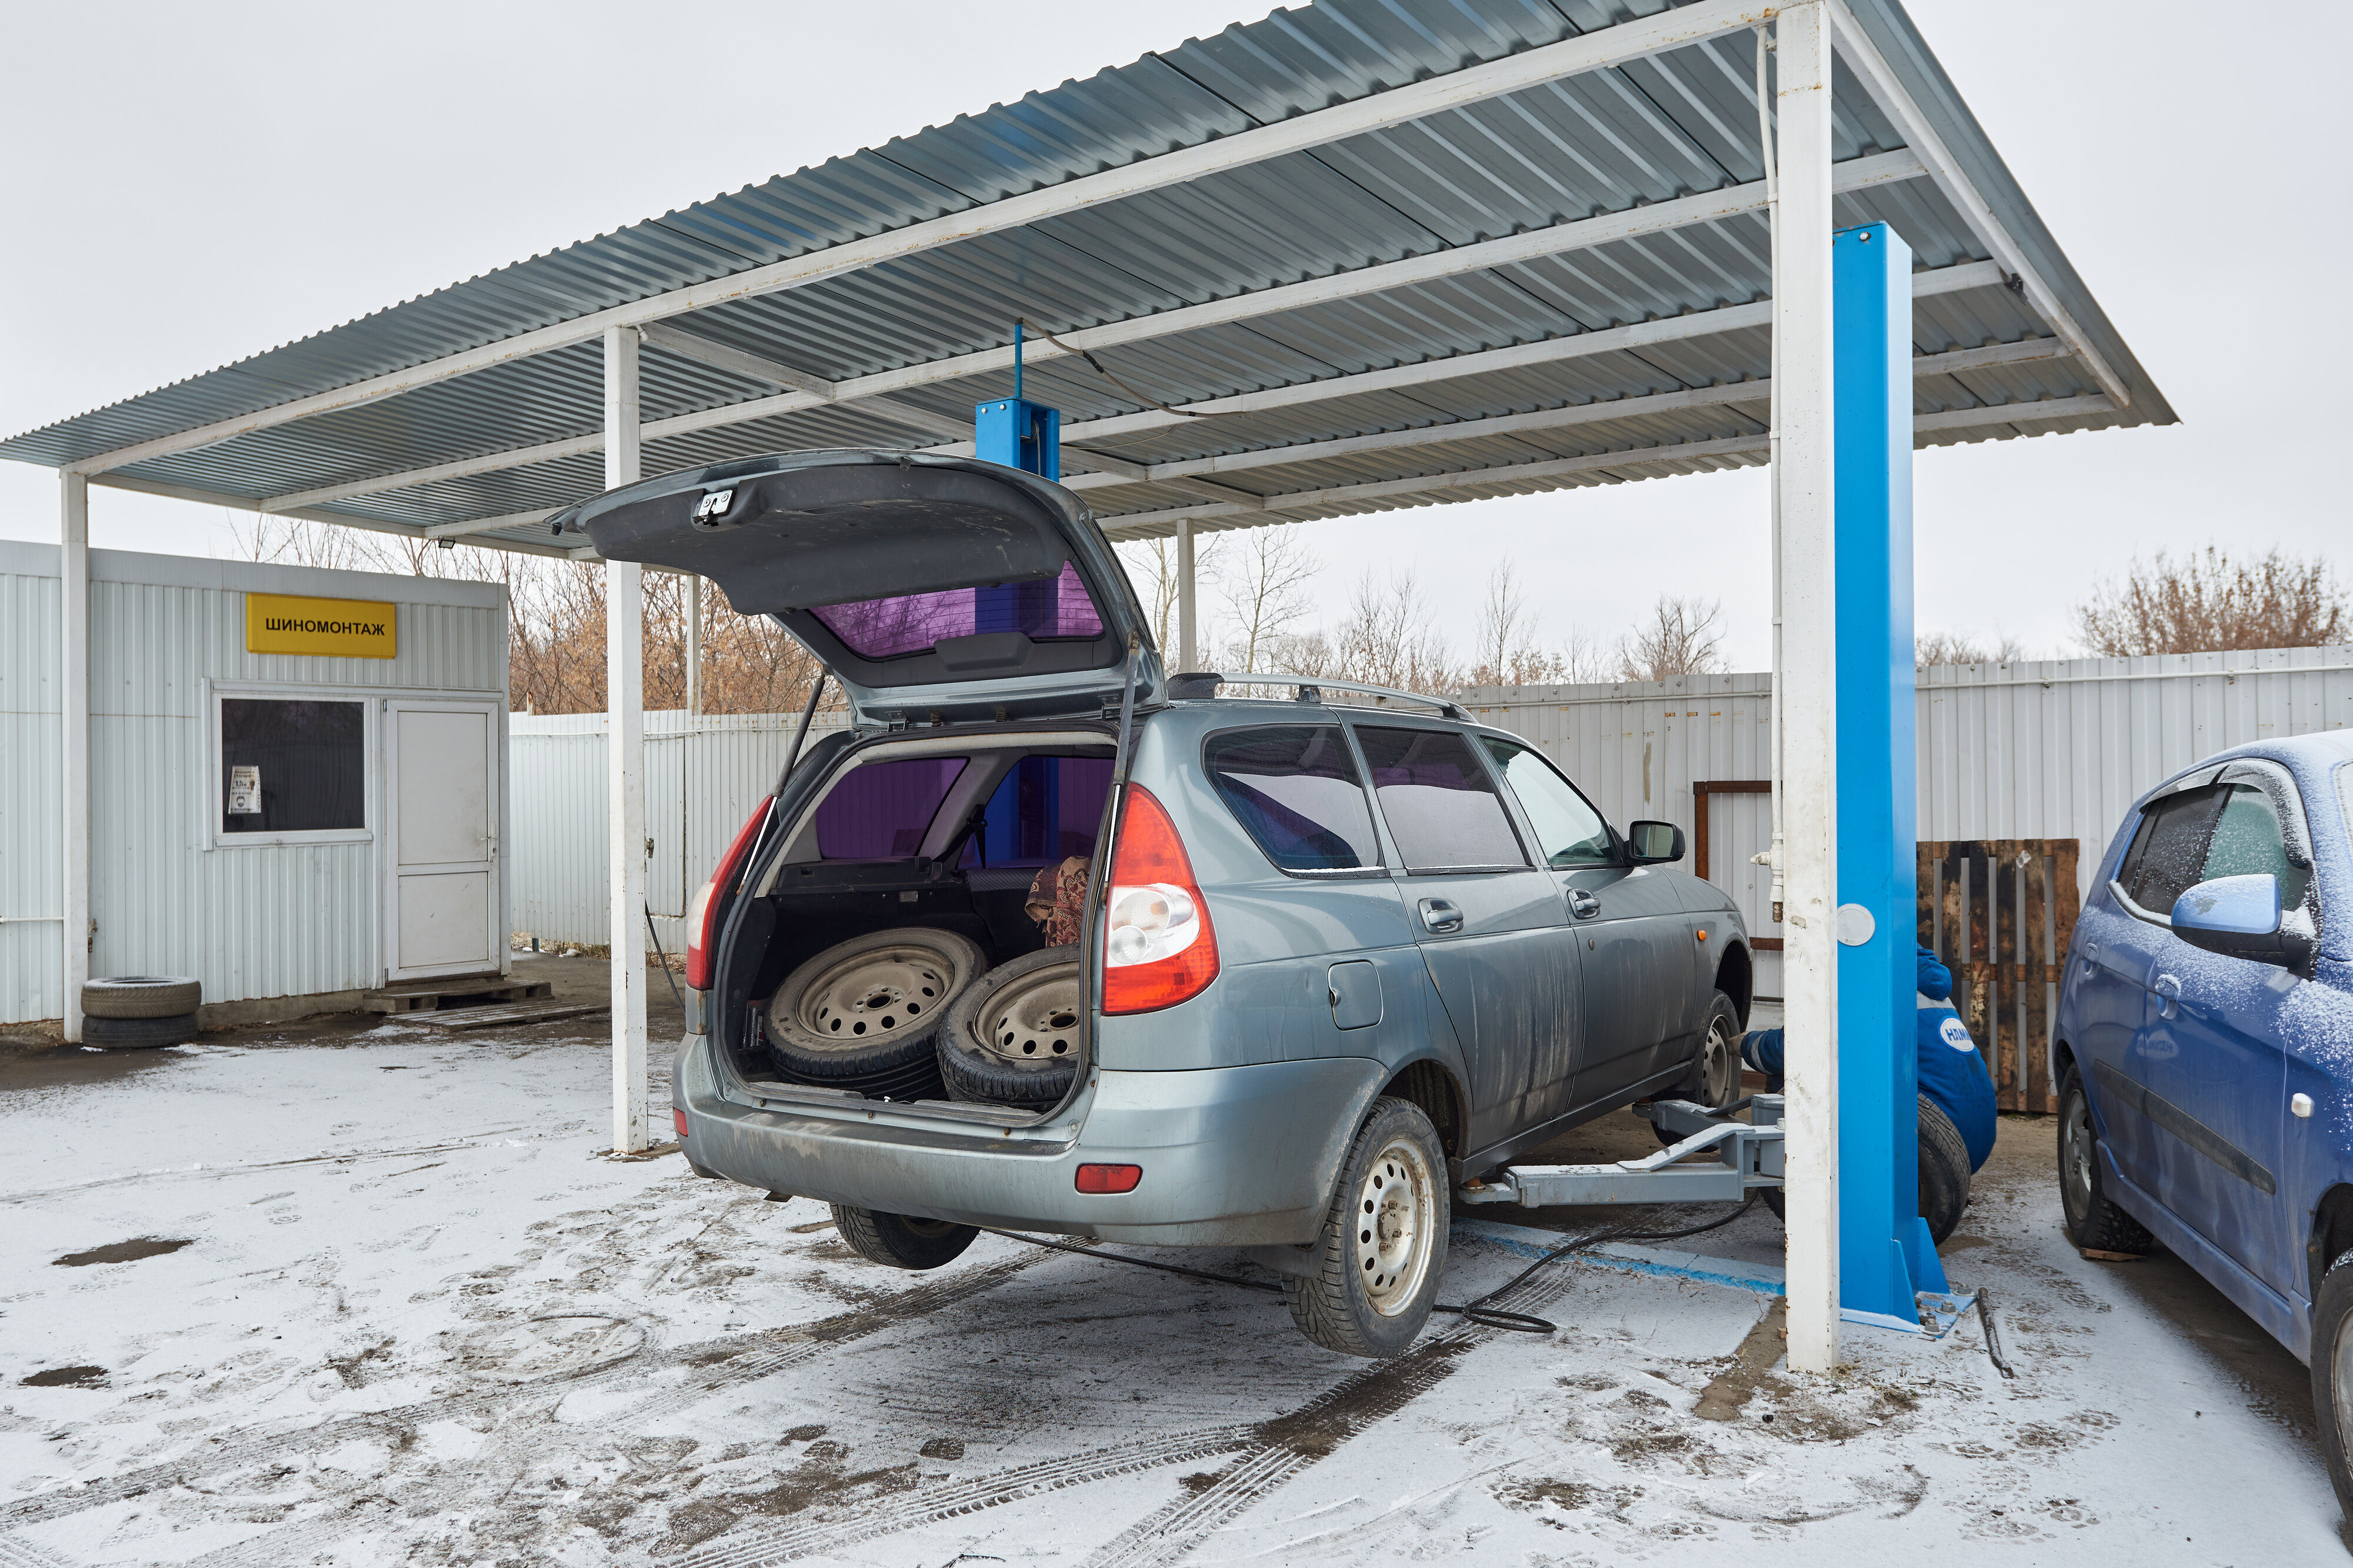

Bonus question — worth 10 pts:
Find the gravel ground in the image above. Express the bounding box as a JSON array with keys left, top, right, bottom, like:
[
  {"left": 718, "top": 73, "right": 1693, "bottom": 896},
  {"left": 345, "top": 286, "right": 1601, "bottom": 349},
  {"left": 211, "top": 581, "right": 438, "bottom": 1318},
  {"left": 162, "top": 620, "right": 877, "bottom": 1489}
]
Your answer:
[{"left": 1, "top": 962, "right": 2341, "bottom": 1565}]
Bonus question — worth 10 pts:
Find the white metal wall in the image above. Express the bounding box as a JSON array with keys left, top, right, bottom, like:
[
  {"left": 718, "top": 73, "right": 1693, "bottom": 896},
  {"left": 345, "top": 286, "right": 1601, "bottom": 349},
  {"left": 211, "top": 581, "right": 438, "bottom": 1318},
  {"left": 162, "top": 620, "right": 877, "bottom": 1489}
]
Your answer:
[
  {"left": 509, "top": 710, "right": 850, "bottom": 951},
  {"left": 1467, "top": 646, "right": 2353, "bottom": 996},
  {"left": 0, "top": 542, "right": 508, "bottom": 1023}
]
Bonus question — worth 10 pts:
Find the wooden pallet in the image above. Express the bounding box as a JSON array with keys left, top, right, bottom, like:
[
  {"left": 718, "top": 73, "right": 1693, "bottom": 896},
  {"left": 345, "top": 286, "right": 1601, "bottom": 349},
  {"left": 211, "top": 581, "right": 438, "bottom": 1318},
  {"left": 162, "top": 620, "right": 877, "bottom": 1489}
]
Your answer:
[
  {"left": 361, "top": 976, "right": 554, "bottom": 1014},
  {"left": 401, "top": 1000, "right": 608, "bottom": 1032}
]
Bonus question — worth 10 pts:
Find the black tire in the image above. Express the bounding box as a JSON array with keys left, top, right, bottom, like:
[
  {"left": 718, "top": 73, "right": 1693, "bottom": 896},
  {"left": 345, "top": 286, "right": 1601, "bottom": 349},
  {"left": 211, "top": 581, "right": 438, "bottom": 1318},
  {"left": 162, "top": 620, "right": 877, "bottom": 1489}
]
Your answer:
[
  {"left": 2309, "top": 1250, "right": 2353, "bottom": 1526},
  {"left": 764, "top": 929, "right": 985, "bottom": 1097},
  {"left": 1917, "top": 1094, "right": 1972, "bottom": 1246},
  {"left": 1282, "top": 1097, "right": 1448, "bottom": 1358},
  {"left": 82, "top": 1012, "right": 199, "bottom": 1049},
  {"left": 1653, "top": 990, "right": 1744, "bottom": 1145},
  {"left": 938, "top": 946, "right": 1083, "bottom": 1110},
  {"left": 2057, "top": 1065, "right": 2153, "bottom": 1255},
  {"left": 1755, "top": 1095, "right": 1977, "bottom": 1243},
  {"left": 829, "top": 1205, "right": 977, "bottom": 1270},
  {"left": 81, "top": 977, "right": 201, "bottom": 1020}
]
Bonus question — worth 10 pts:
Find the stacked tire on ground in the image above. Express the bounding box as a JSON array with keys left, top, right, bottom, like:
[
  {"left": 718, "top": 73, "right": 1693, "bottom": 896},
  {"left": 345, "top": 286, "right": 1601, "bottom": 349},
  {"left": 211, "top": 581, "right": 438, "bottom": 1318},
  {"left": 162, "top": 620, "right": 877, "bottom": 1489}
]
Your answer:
[{"left": 79, "top": 978, "right": 202, "bottom": 1048}]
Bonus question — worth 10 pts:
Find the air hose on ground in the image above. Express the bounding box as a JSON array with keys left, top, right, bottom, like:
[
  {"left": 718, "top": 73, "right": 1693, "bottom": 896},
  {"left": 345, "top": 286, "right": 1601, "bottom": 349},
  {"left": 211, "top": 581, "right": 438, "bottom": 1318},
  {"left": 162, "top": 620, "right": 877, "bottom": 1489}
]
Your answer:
[{"left": 982, "top": 1193, "right": 1759, "bottom": 1336}]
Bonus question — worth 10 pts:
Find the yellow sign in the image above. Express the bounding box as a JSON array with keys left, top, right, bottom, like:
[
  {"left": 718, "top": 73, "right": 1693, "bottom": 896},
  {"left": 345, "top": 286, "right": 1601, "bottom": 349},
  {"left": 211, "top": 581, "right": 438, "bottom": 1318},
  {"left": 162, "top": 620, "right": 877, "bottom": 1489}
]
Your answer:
[{"left": 245, "top": 593, "right": 398, "bottom": 659}]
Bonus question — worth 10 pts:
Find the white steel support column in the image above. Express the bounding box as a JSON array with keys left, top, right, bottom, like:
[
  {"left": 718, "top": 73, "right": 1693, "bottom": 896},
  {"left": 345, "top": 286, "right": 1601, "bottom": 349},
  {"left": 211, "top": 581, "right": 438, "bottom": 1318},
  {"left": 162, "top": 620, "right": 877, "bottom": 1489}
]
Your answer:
[
  {"left": 59, "top": 473, "right": 89, "bottom": 1043},
  {"left": 685, "top": 576, "right": 703, "bottom": 716},
  {"left": 1175, "top": 520, "right": 1198, "bottom": 671},
  {"left": 1773, "top": 0, "right": 1841, "bottom": 1375},
  {"left": 605, "top": 326, "right": 649, "bottom": 1154}
]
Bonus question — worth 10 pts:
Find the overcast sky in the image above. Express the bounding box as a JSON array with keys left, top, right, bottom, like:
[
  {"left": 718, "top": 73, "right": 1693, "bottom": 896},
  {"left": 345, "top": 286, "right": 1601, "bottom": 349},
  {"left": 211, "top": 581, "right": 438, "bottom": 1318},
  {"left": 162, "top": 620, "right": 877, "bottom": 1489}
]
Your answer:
[{"left": 4, "top": 1, "right": 2344, "bottom": 670}]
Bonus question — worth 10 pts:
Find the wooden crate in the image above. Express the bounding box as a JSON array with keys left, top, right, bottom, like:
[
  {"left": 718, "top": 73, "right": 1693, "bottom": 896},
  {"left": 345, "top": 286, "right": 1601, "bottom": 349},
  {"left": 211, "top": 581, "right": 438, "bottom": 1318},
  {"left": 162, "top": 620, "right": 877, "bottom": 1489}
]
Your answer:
[{"left": 1916, "top": 839, "right": 2080, "bottom": 1113}]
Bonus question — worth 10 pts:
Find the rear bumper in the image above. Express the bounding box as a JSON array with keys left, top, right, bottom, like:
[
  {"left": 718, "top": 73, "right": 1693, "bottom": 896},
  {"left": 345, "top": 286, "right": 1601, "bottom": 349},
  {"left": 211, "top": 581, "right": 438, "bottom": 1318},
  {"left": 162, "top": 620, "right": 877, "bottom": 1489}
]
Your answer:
[{"left": 673, "top": 1033, "right": 1383, "bottom": 1246}]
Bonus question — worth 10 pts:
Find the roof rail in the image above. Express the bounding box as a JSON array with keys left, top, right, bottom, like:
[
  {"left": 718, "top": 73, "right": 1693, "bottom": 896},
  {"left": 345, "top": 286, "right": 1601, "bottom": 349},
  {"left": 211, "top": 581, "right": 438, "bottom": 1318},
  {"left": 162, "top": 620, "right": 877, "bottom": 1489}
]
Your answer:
[{"left": 1211, "top": 671, "right": 1470, "bottom": 723}]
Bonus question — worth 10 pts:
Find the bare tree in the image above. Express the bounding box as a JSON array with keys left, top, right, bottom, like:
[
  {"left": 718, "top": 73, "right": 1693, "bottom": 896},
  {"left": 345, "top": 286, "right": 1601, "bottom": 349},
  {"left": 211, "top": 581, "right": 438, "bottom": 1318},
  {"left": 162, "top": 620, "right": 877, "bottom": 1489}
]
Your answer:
[
  {"left": 1115, "top": 533, "right": 1222, "bottom": 662},
  {"left": 1615, "top": 594, "right": 1727, "bottom": 682},
  {"left": 1328, "top": 569, "right": 1462, "bottom": 695},
  {"left": 1217, "top": 528, "right": 1320, "bottom": 676},
  {"left": 1915, "top": 629, "right": 2029, "bottom": 667},
  {"left": 231, "top": 512, "right": 388, "bottom": 573},
  {"left": 2074, "top": 546, "right": 2348, "bottom": 656},
  {"left": 1465, "top": 557, "right": 1609, "bottom": 688}
]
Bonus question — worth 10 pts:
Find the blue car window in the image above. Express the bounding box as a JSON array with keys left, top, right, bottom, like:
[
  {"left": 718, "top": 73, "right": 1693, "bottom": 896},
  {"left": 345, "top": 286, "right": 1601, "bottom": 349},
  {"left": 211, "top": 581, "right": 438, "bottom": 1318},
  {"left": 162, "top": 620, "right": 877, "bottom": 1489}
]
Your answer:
[
  {"left": 2201, "top": 783, "right": 2309, "bottom": 910},
  {"left": 2119, "top": 785, "right": 2227, "bottom": 916},
  {"left": 1203, "top": 726, "right": 1381, "bottom": 873}
]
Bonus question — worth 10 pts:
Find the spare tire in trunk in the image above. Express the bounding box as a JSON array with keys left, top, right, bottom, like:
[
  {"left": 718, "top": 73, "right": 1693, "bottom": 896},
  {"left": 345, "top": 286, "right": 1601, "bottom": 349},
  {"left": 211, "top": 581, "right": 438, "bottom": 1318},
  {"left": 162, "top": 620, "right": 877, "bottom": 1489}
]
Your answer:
[
  {"left": 939, "top": 946, "right": 1083, "bottom": 1110},
  {"left": 764, "top": 928, "right": 986, "bottom": 1102}
]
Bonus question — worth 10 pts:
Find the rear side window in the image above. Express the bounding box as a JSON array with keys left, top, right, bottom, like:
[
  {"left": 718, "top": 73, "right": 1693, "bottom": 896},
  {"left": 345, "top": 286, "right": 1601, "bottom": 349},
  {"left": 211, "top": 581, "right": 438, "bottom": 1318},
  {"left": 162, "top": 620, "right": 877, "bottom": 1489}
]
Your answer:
[
  {"left": 814, "top": 756, "right": 968, "bottom": 859},
  {"left": 2117, "top": 784, "right": 2227, "bottom": 916},
  {"left": 1354, "top": 726, "right": 1529, "bottom": 871},
  {"left": 1480, "top": 738, "right": 1614, "bottom": 867},
  {"left": 1204, "top": 726, "right": 1381, "bottom": 873},
  {"left": 966, "top": 755, "right": 1115, "bottom": 868}
]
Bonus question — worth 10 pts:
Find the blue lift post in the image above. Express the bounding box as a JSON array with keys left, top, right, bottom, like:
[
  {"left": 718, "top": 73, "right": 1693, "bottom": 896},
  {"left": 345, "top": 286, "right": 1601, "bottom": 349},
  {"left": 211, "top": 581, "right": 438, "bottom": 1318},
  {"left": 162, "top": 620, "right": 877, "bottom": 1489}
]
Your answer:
[
  {"left": 972, "top": 322, "right": 1067, "bottom": 686},
  {"left": 1833, "top": 221, "right": 1948, "bottom": 1320}
]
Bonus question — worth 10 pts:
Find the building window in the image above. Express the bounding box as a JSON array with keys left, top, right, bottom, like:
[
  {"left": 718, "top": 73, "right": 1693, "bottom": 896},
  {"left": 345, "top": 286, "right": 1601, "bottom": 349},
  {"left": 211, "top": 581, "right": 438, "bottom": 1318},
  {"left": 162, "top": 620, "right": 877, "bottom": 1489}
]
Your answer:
[{"left": 221, "top": 698, "right": 366, "bottom": 834}]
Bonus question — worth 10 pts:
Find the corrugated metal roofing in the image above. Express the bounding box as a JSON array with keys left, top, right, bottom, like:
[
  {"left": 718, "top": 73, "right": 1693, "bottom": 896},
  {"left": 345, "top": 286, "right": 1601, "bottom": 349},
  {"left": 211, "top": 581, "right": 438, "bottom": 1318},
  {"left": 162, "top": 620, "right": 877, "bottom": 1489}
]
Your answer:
[{"left": 0, "top": 0, "right": 2169, "bottom": 556}]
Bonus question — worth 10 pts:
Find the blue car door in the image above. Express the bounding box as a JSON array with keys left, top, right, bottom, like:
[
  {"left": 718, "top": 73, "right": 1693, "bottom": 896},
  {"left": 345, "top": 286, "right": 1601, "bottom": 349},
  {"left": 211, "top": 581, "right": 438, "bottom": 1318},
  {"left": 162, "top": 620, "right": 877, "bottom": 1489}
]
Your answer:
[
  {"left": 2076, "top": 778, "right": 2224, "bottom": 1189},
  {"left": 2135, "top": 767, "right": 2311, "bottom": 1298}
]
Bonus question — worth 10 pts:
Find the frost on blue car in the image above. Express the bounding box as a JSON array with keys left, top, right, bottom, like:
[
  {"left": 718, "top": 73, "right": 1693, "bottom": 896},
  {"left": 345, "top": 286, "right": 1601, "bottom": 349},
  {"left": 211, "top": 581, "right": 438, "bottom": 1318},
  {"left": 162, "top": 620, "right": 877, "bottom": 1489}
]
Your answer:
[{"left": 2049, "top": 732, "right": 2353, "bottom": 1513}]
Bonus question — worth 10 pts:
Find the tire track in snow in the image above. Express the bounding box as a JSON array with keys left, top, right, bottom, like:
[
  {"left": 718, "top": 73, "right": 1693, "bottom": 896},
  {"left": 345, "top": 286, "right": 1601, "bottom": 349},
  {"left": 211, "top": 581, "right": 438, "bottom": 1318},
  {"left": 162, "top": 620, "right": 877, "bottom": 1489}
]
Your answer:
[{"left": 0, "top": 1251, "right": 1048, "bottom": 1533}]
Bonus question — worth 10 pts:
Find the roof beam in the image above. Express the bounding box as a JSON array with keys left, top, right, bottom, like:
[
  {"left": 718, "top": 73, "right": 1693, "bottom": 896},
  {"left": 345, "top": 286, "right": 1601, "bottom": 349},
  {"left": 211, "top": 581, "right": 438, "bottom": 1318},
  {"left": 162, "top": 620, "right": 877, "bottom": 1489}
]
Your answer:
[
  {"left": 241, "top": 147, "right": 1930, "bottom": 516},
  {"left": 1825, "top": 0, "right": 2131, "bottom": 410},
  {"left": 1061, "top": 336, "right": 2068, "bottom": 498},
  {"left": 88, "top": 473, "right": 585, "bottom": 561},
  {"left": 638, "top": 322, "right": 975, "bottom": 442},
  {"left": 66, "top": 0, "right": 1779, "bottom": 479},
  {"left": 1096, "top": 394, "right": 2114, "bottom": 536}
]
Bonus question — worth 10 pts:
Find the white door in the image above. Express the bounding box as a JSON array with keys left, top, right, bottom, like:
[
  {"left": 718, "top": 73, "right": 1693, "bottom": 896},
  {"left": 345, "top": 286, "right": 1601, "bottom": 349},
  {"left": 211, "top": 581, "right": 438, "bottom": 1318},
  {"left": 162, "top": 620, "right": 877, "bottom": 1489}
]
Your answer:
[{"left": 385, "top": 701, "right": 501, "bottom": 980}]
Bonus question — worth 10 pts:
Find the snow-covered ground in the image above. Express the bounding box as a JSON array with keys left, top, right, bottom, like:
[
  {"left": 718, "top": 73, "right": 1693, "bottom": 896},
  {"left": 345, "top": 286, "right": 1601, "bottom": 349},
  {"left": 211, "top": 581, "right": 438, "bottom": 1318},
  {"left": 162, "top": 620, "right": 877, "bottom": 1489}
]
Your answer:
[{"left": 1, "top": 1012, "right": 2342, "bottom": 1566}]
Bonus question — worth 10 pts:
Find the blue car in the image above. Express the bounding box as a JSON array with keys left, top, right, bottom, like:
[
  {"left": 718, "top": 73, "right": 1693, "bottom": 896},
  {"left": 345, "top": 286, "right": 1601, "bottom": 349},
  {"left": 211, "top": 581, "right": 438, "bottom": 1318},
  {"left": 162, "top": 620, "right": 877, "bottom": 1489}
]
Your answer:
[{"left": 2053, "top": 733, "right": 2353, "bottom": 1512}]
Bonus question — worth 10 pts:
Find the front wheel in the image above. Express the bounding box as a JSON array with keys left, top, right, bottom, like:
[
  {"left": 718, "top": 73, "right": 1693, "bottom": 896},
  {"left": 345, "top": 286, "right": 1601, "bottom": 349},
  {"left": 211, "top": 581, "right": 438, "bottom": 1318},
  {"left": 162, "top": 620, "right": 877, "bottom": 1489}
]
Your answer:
[
  {"left": 2309, "top": 1252, "right": 2353, "bottom": 1524},
  {"left": 1652, "top": 991, "right": 1743, "bottom": 1145},
  {"left": 829, "top": 1205, "right": 977, "bottom": 1270},
  {"left": 1282, "top": 1097, "right": 1448, "bottom": 1358},
  {"left": 2056, "top": 1066, "right": 2152, "bottom": 1255}
]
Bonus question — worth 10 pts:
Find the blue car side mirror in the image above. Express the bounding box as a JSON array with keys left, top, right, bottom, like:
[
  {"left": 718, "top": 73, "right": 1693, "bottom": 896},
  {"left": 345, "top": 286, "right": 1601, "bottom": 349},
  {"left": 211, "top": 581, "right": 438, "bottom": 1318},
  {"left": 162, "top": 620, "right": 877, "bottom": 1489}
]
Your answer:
[{"left": 2169, "top": 874, "right": 2311, "bottom": 970}]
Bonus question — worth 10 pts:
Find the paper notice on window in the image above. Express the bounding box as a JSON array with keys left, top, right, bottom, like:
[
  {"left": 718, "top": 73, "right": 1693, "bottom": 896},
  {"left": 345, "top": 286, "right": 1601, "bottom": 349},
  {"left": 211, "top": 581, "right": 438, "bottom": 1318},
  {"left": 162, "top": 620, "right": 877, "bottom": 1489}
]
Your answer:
[{"left": 228, "top": 766, "right": 262, "bottom": 815}]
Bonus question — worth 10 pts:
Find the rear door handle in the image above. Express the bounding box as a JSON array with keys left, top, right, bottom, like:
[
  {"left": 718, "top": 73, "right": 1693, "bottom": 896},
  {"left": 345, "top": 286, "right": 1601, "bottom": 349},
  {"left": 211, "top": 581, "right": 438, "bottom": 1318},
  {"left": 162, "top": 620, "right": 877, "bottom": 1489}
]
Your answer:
[{"left": 1418, "top": 898, "right": 1463, "bottom": 935}]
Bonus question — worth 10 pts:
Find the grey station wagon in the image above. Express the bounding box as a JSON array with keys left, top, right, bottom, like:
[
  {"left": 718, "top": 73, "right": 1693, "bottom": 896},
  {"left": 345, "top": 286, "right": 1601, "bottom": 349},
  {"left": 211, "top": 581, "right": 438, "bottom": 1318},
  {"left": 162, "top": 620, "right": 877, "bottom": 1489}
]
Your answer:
[{"left": 562, "top": 449, "right": 1754, "bottom": 1357}]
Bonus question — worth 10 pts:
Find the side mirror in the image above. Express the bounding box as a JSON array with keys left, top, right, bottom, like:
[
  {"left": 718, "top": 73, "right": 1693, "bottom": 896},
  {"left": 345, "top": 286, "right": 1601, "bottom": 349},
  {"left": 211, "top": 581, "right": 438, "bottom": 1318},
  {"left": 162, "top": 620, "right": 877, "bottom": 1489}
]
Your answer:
[
  {"left": 2169, "top": 875, "right": 2312, "bottom": 970},
  {"left": 1626, "top": 820, "right": 1685, "bottom": 865}
]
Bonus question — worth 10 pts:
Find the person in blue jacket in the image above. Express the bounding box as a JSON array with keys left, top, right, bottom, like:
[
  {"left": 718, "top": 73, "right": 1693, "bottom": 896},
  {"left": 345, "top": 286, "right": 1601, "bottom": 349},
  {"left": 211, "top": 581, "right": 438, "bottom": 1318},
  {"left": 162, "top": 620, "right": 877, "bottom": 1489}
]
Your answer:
[
  {"left": 1738, "top": 945, "right": 1997, "bottom": 1167},
  {"left": 1735, "top": 943, "right": 1999, "bottom": 1242}
]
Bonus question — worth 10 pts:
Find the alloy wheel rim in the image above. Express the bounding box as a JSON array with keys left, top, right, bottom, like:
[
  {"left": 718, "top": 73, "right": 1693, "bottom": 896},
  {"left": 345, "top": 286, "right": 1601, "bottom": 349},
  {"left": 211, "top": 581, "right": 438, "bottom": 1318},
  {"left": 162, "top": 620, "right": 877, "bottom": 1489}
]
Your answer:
[
  {"left": 978, "top": 964, "right": 1084, "bottom": 1067},
  {"left": 2062, "top": 1092, "right": 2094, "bottom": 1221},
  {"left": 1356, "top": 1136, "right": 1437, "bottom": 1316},
  {"left": 794, "top": 944, "right": 960, "bottom": 1050}
]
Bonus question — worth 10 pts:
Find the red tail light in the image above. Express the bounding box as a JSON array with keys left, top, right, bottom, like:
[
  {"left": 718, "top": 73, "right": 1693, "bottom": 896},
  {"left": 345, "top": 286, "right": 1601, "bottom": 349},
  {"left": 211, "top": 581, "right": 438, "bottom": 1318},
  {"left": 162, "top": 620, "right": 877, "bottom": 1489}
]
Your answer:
[
  {"left": 1101, "top": 784, "right": 1218, "bottom": 1014},
  {"left": 686, "top": 798, "right": 771, "bottom": 990}
]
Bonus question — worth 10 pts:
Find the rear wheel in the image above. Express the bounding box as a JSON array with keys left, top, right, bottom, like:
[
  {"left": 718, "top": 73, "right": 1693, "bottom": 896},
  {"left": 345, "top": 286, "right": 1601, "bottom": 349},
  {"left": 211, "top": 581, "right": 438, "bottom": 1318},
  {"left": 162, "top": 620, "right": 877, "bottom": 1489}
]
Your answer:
[
  {"left": 1282, "top": 1097, "right": 1447, "bottom": 1358},
  {"left": 2309, "top": 1251, "right": 2353, "bottom": 1525},
  {"left": 2057, "top": 1066, "right": 2152, "bottom": 1255},
  {"left": 829, "top": 1205, "right": 978, "bottom": 1270}
]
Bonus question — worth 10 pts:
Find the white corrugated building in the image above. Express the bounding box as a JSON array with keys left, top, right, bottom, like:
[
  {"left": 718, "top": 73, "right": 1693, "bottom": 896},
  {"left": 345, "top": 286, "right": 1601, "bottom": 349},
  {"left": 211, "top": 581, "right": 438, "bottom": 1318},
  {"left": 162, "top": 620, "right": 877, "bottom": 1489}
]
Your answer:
[{"left": 1, "top": 543, "right": 508, "bottom": 1026}]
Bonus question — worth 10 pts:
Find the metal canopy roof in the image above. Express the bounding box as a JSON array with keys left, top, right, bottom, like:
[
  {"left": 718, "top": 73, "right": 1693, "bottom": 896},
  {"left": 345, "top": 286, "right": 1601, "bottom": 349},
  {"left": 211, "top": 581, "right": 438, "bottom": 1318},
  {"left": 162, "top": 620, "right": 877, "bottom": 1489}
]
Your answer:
[{"left": 2, "top": 0, "right": 2169, "bottom": 561}]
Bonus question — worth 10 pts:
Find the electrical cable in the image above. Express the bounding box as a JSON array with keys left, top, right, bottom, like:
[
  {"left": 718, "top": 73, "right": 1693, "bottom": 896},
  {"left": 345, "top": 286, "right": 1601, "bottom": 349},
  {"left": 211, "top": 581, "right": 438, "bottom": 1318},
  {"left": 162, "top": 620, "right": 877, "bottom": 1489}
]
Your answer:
[
  {"left": 1013, "top": 318, "right": 1248, "bottom": 421},
  {"left": 980, "top": 1192, "right": 1759, "bottom": 1337}
]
